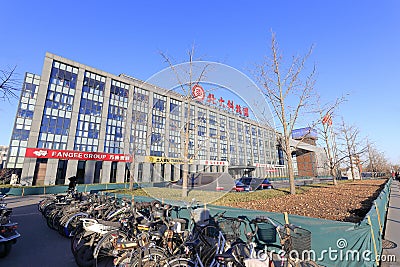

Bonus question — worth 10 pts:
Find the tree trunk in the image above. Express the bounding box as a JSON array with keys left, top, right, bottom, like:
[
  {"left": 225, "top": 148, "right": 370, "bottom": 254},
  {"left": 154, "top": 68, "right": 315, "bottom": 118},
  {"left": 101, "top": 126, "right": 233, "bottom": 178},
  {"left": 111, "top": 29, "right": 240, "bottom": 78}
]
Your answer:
[
  {"left": 284, "top": 138, "right": 296, "bottom": 195},
  {"left": 349, "top": 156, "right": 356, "bottom": 181},
  {"left": 331, "top": 167, "right": 338, "bottom": 185},
  {"left": 129, "top": 154, "right": 135, "bottom": 190},
  {"left": 287, "top": 156, "right": 296, "bottom": 195},
  {"left": 182, "top": 116, "right": 190, "bottom": 198},
  {"left": 325, "top": 135, "right": 337, "bottom": 185}
]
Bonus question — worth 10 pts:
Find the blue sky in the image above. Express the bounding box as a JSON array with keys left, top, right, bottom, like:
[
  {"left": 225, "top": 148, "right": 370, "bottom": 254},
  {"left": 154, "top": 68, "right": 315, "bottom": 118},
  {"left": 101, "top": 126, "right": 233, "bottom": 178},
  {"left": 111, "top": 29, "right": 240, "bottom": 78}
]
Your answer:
[{"left": 1, "top": 0, "right": 400, "bottom": 163}]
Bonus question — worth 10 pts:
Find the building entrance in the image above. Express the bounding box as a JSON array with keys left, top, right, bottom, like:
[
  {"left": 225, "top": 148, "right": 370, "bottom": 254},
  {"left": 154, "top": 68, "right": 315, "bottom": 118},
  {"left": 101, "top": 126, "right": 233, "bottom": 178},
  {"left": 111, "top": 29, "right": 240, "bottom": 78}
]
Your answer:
[{"left": 33, "top": 158, "right": 48, "bottom": 185}]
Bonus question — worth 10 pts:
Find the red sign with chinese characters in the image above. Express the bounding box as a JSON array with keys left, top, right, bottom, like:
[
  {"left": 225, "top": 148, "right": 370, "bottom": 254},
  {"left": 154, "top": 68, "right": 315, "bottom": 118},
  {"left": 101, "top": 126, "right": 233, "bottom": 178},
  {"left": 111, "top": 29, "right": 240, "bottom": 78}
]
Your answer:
[
  {"left": 25, "top": 148, "right": 131, "bottom": 162},
  {"left": 192, "top": 85, "right": 249, "bottom": 117}
]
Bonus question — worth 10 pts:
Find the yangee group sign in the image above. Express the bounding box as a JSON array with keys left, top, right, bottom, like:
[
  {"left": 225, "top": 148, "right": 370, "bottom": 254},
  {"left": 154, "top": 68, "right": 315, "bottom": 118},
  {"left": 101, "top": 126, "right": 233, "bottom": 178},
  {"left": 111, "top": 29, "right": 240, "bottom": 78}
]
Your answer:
[{"left": 25, "top": 148, "right": 131, "bottom": 162}]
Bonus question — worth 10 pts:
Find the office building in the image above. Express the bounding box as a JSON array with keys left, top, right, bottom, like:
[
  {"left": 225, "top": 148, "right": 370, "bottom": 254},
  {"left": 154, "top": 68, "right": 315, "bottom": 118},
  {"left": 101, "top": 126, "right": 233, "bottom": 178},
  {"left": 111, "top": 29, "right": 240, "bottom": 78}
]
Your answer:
[{"left": 6, "top": 53, "right": 283, "bottom": 185}]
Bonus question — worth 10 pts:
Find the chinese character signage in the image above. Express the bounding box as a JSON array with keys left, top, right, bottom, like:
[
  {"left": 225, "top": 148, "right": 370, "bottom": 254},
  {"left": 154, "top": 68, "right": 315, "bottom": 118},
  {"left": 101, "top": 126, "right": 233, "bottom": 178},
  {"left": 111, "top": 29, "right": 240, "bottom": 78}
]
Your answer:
[
  {"left": 199, "top": 160, "right": 229, "bottom": 166},
  {"left": 192, "top": 85, "right": 249, "bottom": 117},
  {"left": 145, "top": 156, "right": 192, "bottom": 164},
  {"left": 25, "top": 148, "right": 131, "bottom": 162}
]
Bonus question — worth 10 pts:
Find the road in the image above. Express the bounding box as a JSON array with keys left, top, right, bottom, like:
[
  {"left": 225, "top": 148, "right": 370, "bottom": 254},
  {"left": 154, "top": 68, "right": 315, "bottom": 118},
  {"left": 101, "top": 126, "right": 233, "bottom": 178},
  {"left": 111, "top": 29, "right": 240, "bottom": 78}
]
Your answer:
[{"left": 1, "top": 195, "right": 76, "bottom": 267}]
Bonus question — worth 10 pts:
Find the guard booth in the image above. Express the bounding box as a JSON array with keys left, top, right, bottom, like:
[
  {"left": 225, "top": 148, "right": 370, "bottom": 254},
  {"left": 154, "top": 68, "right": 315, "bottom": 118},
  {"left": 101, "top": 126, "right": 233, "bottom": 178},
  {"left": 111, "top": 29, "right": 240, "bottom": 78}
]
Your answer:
[{"left": 228, "top": 165, "right": 256, "bottom": 180}]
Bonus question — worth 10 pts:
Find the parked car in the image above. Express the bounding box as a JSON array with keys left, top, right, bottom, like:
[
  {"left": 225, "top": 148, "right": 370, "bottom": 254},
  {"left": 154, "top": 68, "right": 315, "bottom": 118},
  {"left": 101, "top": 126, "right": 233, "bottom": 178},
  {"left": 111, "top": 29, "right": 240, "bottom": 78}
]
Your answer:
[
  {"left": 233, "top": 177, "right": 273, "bottom": 192},
  {"left": 233, "top": 179, "right": 252, "bottom": 192},
  {"left": 258, "top": 178, "right": 273, "bottom": 189}
]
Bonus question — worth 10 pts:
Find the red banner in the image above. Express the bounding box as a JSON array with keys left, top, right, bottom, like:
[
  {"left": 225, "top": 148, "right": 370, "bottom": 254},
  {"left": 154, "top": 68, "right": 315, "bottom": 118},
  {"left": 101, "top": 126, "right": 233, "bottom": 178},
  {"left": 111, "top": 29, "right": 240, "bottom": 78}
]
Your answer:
[{"left": 25, "top": 148, "right": 131, "bottom": 162}]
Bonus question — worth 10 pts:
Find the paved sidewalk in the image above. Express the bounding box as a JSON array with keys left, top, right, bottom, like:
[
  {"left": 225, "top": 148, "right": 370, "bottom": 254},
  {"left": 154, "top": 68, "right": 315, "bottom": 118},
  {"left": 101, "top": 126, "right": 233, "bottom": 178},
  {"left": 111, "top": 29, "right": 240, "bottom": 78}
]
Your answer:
[{"left": 382, "top": 180, "right": 400, "bottom": 266}]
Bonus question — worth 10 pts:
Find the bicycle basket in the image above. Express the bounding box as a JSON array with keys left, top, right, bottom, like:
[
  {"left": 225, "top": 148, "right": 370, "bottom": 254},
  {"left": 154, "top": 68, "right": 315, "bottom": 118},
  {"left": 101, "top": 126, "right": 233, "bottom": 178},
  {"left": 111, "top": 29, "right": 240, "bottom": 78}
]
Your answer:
[
  {"left": 218, "top": 219, "right": 241, "bottom": 241},
  {"left": 278, "top": 225, "right": 312, "bottom": 259},
  {"left": 257, "top": 222, "right": 276, "bottom": 244}
]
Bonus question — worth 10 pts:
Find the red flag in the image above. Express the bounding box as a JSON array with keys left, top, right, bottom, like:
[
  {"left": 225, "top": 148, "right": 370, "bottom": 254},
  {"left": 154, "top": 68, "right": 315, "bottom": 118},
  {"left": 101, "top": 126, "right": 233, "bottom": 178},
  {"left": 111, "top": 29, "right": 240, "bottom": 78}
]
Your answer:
[{"left": 322, "top": 113, "right": 331, "bottom": 124}]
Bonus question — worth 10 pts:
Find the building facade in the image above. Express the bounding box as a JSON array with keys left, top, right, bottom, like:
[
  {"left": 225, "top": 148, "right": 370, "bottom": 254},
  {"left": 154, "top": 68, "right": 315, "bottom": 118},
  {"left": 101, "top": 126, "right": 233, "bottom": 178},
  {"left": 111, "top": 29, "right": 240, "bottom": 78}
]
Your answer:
[
  {"left": 0, "top": 146, "right": 8, "bottom": 169},
  {"left": 6, "top": 53, "right": 283, "bottom": 186}
]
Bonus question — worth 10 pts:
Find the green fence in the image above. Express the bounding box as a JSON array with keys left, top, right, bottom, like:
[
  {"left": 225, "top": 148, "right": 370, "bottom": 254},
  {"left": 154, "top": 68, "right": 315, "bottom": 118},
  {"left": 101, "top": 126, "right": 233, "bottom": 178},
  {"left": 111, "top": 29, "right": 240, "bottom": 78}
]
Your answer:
[
  {"left": 0, "top": 183, "right": 130, "bottom": 196},
  {"left": 0, "top": 179, "right": 392, "bottom": 266},
  {"left": 119, "top": 179, "right": 392, "bottom": 267}
]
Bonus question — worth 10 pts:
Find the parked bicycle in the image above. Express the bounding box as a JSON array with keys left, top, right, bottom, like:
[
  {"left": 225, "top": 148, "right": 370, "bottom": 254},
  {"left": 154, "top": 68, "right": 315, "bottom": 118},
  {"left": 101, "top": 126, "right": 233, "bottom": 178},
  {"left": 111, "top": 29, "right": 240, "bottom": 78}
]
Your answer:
[
  {"left": 0, "top": 195, "right": 21, "bottom": 258},
  {"left": 39, "top": 192, "right": 321, "bottom": 267}
]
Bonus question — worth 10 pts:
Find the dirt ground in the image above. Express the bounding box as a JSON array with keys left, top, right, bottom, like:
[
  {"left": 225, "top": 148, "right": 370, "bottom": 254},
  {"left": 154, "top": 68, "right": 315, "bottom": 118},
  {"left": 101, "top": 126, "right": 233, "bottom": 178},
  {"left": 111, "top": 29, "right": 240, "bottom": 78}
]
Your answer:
[{"left": 221, "top": 179, "right": 388, "bottom": 223}]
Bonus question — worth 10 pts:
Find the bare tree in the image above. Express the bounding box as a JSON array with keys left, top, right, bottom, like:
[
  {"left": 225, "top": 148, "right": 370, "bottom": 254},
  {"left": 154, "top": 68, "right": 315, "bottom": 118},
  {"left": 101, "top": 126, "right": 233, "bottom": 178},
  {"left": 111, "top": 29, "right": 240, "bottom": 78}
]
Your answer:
[
  {"left": 365, "top": 141, "right": 390, "bottom": 175},
  {"left": 128, "top": 104, "right": 145, "bottom": 191},
  {"left": 316, "top": 96, "right": 346, "bottom": 185},
  {"left": 337, "top": 119, "right": 367, "bottom": 180},
  {"left": 0, "top": 168, "right": 13, "bottom": 185},
  {"left": 1, "top": 66, "right": 19, "bottom": 101},
  {"left": 160, "top": 47, "right": 210, "bottom": 197},
  {"left": 257, "top": 32, "right": 316, "bottom": 195}
]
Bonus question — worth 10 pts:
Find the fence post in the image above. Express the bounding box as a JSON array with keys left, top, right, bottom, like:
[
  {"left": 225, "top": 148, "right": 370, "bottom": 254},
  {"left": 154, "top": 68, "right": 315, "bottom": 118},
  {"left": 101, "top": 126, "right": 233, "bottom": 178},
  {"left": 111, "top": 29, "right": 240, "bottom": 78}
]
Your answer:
[
  {"left": 43, "top": 186, "right": 46, "bottom": 195},
  {"left": 374, "top": 201, "right": 383, "bottom": 235},
  {"left": 22, "top": 187, "right": 24, "bottom": 197},
  {"left": 284, "top": 212, "right": 289, "bottom": 224},
  {"left": 367, "top": 215, "right": 379, "bottom": 266}
]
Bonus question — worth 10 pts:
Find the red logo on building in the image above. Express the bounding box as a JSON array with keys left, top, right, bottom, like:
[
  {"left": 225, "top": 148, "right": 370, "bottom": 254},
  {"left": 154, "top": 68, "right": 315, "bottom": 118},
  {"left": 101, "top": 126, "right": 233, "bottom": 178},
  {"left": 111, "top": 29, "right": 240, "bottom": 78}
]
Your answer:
[{"left": 192, "top": 84, "right": 205, "bottom": 101}]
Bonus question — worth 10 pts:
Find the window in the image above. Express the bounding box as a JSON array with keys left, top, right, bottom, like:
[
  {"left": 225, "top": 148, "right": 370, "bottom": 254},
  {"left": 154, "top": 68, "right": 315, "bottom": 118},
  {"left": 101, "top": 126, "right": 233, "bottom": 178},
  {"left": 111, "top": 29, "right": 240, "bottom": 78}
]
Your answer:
[
  {"left": 93, "top": 161, "right": 102, "bottom": 183},
  {"left": 138, "top": 163, "right": 143, "bottom": 182},
  {"left": 77, "top": 160, "right": 86, "bottom": 184},
  {"left": 153, "top": 94, "right": 166, "bottom": 111},
  {"left": 50, "top": 61, "right": 78, "bottom": 90},
  {"left": 75, "top": 71, "right": 105, "bottom": 152},
  {"left": 151, "top": 133, "right": 162, "bottom": 144},
  {"left": 170, "top": 165, "right": 175, "bottom": 181},
  {"left": 209, "top": 112, "right": 217, "bottom": 125},
  {"left": 160, "top": 164, "right": 165, "bottom": 181},
  {"left": 151, "top": 93, "right": 166, "bottom": 157},
  {"left": 209, "top": 128, "right": 217, "bottom": 138},
  {"left": 168, "top": 100, "right": 181, "bottom": 158},
  {"left": 37, "top": 65, "right": 76, "bottom": 150},
  {"left": 104, "top": 80, "right": 128, "bottom": 154},
  {"left": 150, "top": 163, "right": 154, "bottom": 182}
]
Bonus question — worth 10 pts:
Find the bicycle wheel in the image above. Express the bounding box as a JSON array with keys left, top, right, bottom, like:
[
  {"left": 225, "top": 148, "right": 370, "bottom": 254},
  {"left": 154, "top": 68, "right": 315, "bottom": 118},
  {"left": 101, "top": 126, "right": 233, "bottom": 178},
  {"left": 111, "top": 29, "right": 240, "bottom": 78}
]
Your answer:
[
  {"left": 114, "top": 251, "right": 133, "bottom": 267},
  {"left": 57, "top": 213, "right": 71, "bottom": 236},
  {"left": 71, "top": 226, "right": 87, "bottom": 256},
  {"left": 94, "top": 230, "right": 128, "bottom": 267},
  {"left": 165, "top": 258, "right": 194, "bottom": 267},
  {"left": 64, "top": 213, "right": 88, "bottom": 237},
  {"left": 75, "top": 243, "right": 95, "bottom": 267},
  {"left": 231, "top": 242, "right": 251, "bottom": 259},
  {"left": 38, "top": 198, "right": 54, "bottom": 213},
  {"left": 47, "top": 209, "right": 59, "bottom": 229},
  {"left": 198, "top": 225, "right": 219, "bottom": 247},
  {"left": 129, "top": 247, "right": 168, "bottom": 267}
]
